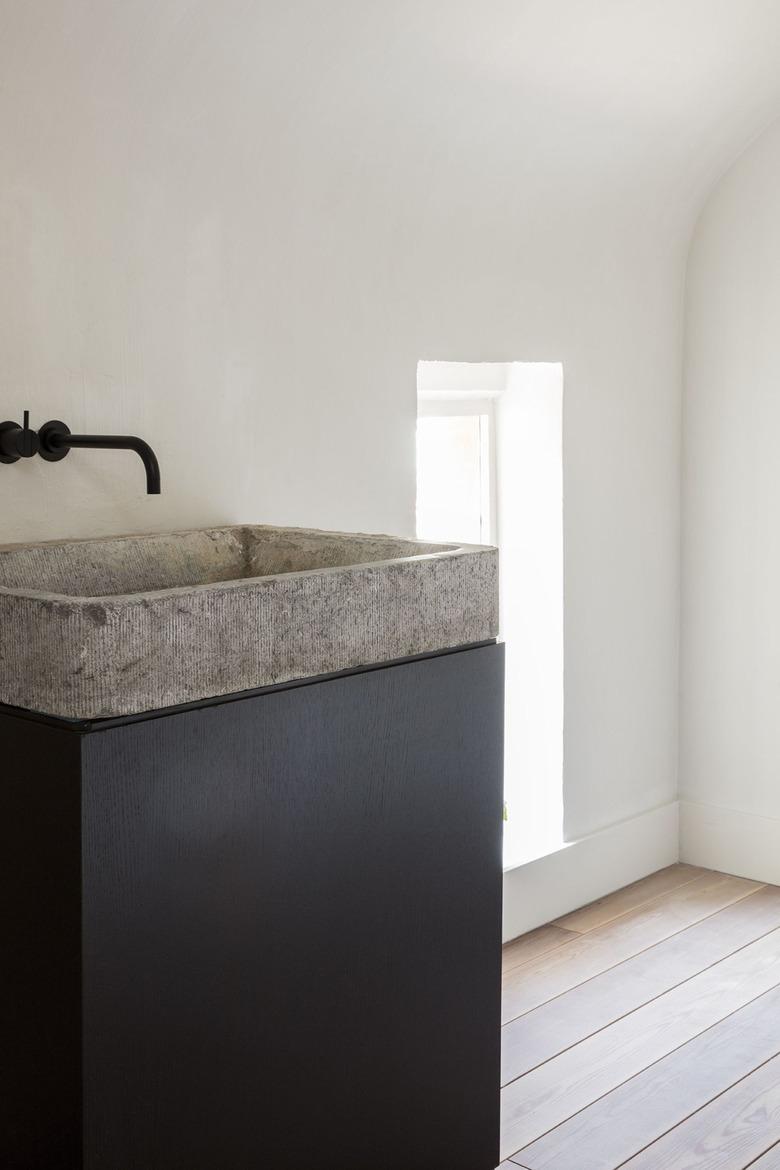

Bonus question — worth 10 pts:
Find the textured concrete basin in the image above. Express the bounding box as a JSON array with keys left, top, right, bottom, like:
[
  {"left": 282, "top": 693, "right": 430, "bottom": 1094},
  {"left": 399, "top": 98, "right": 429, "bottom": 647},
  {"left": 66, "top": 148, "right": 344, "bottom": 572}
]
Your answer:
[{"left": 0, "top": 525, "right": 498, "bottom": 719}]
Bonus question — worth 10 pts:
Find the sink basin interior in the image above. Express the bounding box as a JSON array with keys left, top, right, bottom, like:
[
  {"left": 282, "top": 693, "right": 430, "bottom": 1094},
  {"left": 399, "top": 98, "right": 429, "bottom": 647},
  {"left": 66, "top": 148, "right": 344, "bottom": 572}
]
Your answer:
[{"left": 0, "top": 526, "right": 459, "bottom": 599}]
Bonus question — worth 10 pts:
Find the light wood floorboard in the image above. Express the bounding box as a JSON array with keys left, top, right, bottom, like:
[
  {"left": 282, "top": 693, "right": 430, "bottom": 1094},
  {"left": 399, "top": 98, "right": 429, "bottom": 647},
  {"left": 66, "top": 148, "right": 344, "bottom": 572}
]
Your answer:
[
  {"left": 621, "top": 1052, "right": 780, "bottom": 1168},
  {"left": 553, "top": 863, "right": 706, "bottom": 934},
  {"left": 502, "top": 871, "right": 762, "bottom": 1024},
  {"left": 500, "top": 867, "right": 780, "bottom": 1170},
  {"left": 513, "top": 984, "right": 780, "bottom": 1169},
  {"left": 501, "top": 926, "right": 780, "bottom": 1157},
  {"left": 502, "top": 885, "right": 780, "bottom": 1084},
  {"left": 501, "top": 925, "right": 579, "bottom": 975}
]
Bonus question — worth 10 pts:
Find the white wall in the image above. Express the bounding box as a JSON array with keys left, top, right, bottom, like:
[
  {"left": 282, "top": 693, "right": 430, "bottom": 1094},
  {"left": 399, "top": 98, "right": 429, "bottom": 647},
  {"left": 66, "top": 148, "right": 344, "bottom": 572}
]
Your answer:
[
  {"left": 681, "top": 119, "right": 780, "bottom": 881},
  {"left": 7, "top": 2, "right": 780, "bottom": 860}
]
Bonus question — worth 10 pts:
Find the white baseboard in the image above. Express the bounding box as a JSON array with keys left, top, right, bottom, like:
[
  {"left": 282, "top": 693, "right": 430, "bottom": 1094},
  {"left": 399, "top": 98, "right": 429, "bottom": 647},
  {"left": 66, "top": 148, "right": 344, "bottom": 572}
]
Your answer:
[
  {"left": 680, "top": 799, "right": 780, "bottom": 885},
  {"left": 502, "top": 801, "right": 680, "bottom": 942}
]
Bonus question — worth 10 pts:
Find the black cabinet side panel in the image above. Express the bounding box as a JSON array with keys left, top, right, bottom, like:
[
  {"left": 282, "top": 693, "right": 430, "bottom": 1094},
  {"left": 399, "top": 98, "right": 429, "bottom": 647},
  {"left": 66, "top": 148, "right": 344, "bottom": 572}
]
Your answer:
[
  {"left": 81, "top": 643, "right": 504, "bottom": 1170},
  {"left": 0, "top": 714, "right": 82, "bottom": 1170}
]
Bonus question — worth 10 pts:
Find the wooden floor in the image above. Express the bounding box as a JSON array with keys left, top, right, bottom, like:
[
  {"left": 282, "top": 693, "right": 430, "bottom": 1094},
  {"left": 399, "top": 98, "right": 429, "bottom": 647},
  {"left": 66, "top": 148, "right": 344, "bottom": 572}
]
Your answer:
[{"left": 499, "top": 865, "right": 780, "bottom": 1169}]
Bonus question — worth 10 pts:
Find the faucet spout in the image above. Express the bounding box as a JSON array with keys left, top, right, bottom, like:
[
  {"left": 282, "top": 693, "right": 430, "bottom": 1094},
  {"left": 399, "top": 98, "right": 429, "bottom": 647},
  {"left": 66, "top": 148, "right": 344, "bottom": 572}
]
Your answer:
[
  {"left": 38, "top": 421, "right": 162, "bottom": 494},
  {"left": 60, "top": 433, "right": 161, "bottom": 495}
]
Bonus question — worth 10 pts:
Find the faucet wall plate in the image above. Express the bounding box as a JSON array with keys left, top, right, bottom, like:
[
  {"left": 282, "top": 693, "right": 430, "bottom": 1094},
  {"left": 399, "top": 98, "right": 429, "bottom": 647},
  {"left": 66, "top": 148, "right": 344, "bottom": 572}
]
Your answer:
[{"left": 38, "top": 420, "right": 71, "bottom": 463}]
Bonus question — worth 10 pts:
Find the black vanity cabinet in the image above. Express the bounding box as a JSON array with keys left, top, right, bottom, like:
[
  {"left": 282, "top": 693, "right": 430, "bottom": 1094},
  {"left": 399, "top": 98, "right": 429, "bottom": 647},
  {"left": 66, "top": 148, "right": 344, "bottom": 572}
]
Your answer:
[{"left": 2, "top": 642, "right": 504, "bottom": 1170}]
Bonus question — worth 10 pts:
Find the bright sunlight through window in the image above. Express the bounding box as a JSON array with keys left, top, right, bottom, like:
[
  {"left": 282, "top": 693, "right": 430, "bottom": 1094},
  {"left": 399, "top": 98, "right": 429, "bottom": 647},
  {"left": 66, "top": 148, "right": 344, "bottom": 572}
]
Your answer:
[
  {"left": 416, "top": 405, "right": 494, "bottom": 544},
  {"left": 416, "top": 361, "right": 564, "bottom": 870}
]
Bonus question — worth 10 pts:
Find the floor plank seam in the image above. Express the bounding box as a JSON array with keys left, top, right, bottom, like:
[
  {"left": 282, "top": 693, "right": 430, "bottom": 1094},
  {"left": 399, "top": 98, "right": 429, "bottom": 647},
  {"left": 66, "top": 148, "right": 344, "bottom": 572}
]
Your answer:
[
  {"left": 502, "top": 930, "right": 581, "bottom": 975},
  {"left": 553, "top": 869, "right": 717, "bottom": 937},
  {"left": 503, "top": 868, "right": 704, "bottom": 954},
  {"left": 748, "top": 1137, "right": 780, "bottom": 1165},
  {"left": 501, "top": 885, "right": 771, "bottom": 1028},
  {"left": 744, "top": 1138, "right": 780, "bottom": 1169},
  {"left": 501, "top": 917, "right": 780, "bottom": 1088},
  {"left": 607, "top": 1047, "right": 780, "bottom": 1170},
  {"left": 502, "top": 977, "right": 780, "bottom": 1164}
]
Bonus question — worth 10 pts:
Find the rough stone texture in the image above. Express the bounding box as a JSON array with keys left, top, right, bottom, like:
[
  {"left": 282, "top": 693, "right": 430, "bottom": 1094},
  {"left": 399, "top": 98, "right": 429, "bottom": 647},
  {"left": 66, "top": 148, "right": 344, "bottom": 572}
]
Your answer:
[{"left": 0, "top": 525, "right": 498, "bottom": 719}]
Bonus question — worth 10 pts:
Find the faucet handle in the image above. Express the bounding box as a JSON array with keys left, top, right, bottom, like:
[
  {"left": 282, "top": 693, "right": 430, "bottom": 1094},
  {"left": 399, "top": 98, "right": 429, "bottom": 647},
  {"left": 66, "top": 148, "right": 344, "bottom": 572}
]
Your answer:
[
  {"left": 0, "top": 411, "right": 39, "bottom": 463},
  {"left": 18, "top": 411, "right": 39, "bottom": 459}
]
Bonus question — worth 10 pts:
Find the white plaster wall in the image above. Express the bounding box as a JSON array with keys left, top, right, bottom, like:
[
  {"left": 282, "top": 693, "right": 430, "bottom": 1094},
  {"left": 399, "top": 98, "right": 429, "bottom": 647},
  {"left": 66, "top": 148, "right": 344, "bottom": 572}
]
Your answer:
[
  {"left": 4, "top": 2, "right": 780, "bottom": 844},
  {"left": 682, "top": 118, "right": 780, "bottom": 878}
]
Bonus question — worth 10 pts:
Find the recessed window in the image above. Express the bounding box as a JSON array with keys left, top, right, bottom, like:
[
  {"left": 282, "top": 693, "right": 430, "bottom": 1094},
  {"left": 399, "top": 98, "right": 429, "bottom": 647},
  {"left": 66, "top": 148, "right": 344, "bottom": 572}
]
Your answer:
[
  {"left": 416, "top": 400, "right": 494, "bottom": 545},
  {"left": 417, "top": 361, "right": 564, "bottom": 869}
]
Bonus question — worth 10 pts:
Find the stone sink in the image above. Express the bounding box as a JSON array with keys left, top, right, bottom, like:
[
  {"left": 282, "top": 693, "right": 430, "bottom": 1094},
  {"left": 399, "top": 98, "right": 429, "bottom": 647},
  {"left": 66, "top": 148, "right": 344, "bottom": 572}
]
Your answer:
[{"left": 0, "top": 525, "right": 498, "bottom": 720}]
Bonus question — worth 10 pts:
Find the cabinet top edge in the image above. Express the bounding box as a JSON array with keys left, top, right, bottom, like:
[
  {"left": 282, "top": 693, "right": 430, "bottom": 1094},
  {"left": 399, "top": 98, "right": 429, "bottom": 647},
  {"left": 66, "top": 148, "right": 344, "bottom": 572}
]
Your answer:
[{"left": 0, "top": 641, "right": 500, "bottom": 734}]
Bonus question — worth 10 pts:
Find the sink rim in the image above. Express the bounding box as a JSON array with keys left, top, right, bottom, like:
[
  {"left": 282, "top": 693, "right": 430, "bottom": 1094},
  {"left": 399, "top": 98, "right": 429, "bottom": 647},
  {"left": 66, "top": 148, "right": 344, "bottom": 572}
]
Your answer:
[{"left": 0, "top": 523, "right": 496, "bottom": 605}]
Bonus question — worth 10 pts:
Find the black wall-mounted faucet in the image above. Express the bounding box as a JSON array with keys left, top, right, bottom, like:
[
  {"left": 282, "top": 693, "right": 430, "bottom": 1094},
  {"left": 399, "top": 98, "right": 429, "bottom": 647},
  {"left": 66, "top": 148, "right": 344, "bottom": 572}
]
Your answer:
[{"left": 0, "top": 412, "right": 161, "bottom": 495}]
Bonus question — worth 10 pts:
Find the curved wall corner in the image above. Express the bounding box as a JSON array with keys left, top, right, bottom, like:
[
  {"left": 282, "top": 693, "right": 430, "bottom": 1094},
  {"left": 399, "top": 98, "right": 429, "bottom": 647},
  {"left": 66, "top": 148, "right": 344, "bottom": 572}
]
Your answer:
[{"left": 681, "top": 117, "right": 780, "bottom": 882}]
